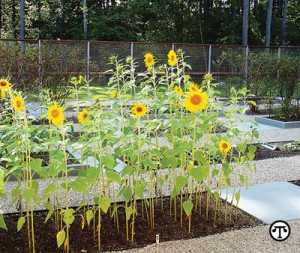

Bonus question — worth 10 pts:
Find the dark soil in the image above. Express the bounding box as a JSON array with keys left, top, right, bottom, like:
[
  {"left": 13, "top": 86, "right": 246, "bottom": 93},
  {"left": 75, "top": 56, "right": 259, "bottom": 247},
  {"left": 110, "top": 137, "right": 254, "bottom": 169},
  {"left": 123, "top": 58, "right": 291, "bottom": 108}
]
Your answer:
[
  {"left": 253, "top": 142, "right": 300, "bottom": 160},
  {"left": 0, "top": 194, "right": 262, "bottom": 253}
]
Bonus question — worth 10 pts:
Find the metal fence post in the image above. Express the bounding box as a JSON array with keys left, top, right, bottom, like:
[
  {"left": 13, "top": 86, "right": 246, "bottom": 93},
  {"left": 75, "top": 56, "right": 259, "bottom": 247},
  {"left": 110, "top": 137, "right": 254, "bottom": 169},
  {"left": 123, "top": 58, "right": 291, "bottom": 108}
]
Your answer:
[
  {"left": 245, "top": 45, "right": 249, "bottom": 82},
  {"left": 87, "top": 41, "right": 90, "bottom": 82},
  {"left": 38, "top": 39, "right": 42, "bottom": 105},
  {"left": 130, "top": 42, "right": 134, "bottom": 95},
  {"left": 208, "top": 44, "right": 212, "bottom": 74}
]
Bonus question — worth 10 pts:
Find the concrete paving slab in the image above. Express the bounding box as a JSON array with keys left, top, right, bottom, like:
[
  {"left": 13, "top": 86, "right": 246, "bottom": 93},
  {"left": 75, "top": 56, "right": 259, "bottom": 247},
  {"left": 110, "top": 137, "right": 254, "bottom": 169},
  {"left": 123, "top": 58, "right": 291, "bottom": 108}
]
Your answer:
[{"left": 221, "top": 181, "right": 300, "bottom": 224}]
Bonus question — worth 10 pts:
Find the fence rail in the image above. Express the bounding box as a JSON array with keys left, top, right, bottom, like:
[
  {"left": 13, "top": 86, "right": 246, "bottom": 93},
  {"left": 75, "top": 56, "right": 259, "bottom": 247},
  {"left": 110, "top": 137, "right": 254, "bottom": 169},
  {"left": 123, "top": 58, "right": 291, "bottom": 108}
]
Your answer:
[{"left": 0, "top": 39, "right": 299, "bottom": 91}]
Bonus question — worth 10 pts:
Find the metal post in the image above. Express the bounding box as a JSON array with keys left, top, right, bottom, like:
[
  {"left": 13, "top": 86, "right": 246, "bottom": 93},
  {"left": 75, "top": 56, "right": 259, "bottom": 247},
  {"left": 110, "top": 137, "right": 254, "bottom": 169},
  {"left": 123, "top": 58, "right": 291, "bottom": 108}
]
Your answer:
[
  {"left": 130, "top": 42, "right": 134, "bottom": 95},
  {"left": 208, "top": 44, "right": 212, "bottom": 74},
  {"left": 245, "top": 46, "right": 249, "bottom": 82},
  {"left": 38, "top": 40, "right": 42, "bottom": 105},
  {"left": 277, "top": 47, "right": 281, "bottom": 97},
  {"left": 87, "top": 41, "right": 90, "bottom": 82}
]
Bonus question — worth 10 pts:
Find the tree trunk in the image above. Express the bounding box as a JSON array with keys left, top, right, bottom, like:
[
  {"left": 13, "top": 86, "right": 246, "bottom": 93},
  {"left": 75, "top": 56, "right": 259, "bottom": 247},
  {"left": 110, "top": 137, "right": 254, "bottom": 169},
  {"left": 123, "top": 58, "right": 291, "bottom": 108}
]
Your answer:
[
  {"left": 265, "top": 0, "right": 274, "bottom": 49},
  {"left": 281, "top": 0, "right": 288, "bottom": 46},
  {"left": 20, "top": 0, "right": 25, "bottom": 51},
  {"left": 277, "top": 0, "right": 282, "bottom": 17},
  {"left": 242, "top": 0, "right": 249, "bottom": 46}
]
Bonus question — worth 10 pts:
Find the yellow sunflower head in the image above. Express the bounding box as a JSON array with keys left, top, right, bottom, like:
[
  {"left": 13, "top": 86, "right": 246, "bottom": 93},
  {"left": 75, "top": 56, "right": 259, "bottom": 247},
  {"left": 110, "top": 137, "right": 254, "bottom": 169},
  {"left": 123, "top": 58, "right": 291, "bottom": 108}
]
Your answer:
[
  {"left": 168, "top": 50, "right": 178, "bottom": 66},
  {"left": 218, "top": 140, "right": 231, "bottom": 154},
  {"left": 188, "top": 83, "right": 199, "bottom": 92},
  {"left": 132, "top": 102, "right": 148, "bottom": 118},
  {"left": 0, "top": 79, "right": 10, "bottom": 90},
  {"left": 47, "top": 102, "right": 65, "bottom": 128},
  {"left": 144, "top": 52, "right": 155, "bottom": 68},
  {"left": 204, "top": 73, "right": 213, "bottom": 81},
  {"left": 184, "top": 90, "right": 208, "bottom": 112},
  {"left": 12, "top": 95, "right": 25, "bottom": 112},
  {"left": 110, "top": 90, "right": 117, "bottom": 98},
  {"left": 78, "top": 108, "right": 90, "bottom": 124},
  {"left": 174, "top": 85, "right": 183, "bottom": 96}
]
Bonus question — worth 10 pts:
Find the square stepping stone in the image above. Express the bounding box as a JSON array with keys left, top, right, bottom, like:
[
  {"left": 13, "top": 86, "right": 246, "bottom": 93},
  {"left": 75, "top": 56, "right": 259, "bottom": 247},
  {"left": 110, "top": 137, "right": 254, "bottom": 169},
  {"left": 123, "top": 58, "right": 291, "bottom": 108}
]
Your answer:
[{"left": 220, "top": 181, "right": 300, "bottom": 224}]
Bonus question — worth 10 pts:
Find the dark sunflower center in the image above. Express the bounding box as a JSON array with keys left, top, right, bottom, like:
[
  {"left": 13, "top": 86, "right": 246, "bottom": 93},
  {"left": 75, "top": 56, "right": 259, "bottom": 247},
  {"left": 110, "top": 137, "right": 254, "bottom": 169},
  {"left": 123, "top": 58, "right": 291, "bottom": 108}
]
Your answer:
[
  {"left": 83, "top": 113, "right": 88, "bottom": 119},
  {"left": 0, "top": 82, "right": 6, "bottom": 87},
  {"left": 136, "top": 106, "right": 143, "bottom": 113},
  {"left": 16, "top": 100, "right": 21, "bottom": 107},
  {"left": 147, "top": 57, "right": 152, "bottom": 63},
  {"left": 51, "top": 109, "right": 59, "bottom": 118},
  {"left": 222, "top": 143, "right": 228, "bottom": 149},
  {"left": 190, "top": 94, "right": 201, "bottom": 105},
  {"left": 171, "top": 55, "right": 174, "bottom": 61}
]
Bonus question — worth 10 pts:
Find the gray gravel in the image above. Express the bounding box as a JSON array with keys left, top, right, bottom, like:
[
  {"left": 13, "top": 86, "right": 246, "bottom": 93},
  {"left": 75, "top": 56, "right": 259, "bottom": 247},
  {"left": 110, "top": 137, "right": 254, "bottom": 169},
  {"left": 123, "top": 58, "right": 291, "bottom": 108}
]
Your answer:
[{"left": 113, "top": 219, "right": 300, "bottom": 253}]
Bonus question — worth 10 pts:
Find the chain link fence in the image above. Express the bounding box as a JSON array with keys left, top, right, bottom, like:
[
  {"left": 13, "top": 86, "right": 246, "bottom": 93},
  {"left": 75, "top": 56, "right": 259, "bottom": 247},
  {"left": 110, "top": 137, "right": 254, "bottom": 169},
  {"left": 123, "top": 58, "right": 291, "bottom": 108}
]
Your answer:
[{"left": 0, "top": 39, "right": 299, "bottom": 93}]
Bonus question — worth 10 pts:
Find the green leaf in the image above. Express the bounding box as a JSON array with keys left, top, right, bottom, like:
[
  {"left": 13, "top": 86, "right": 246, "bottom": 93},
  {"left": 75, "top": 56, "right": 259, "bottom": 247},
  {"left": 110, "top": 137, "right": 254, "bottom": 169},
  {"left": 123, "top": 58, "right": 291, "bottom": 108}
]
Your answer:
[
  {"left": 190, "top": 166, "right": 209, "bottom": 183},
  {"left": 162, "top": 155, "right": 177, "bottom": 169},
  {"left": 23, "top": 188, "right": 34, "bottom": 202},
  {"left": 56, "top": 229, "right": 66, "bottom": 248},
  {"left": 134, "top": 181, "right": 147, "bottom": 199},
  {"left": 121, "top": 187, "right": 132, "bottom": 202},
  {"left": 29, "top": 158, "right": 42, "bottom": 171},
  {"left": 86, "top": 210, "right": 94, "bottom": 226},
  {"left": 125, "top": 206, "right": 134, "bottom": 221},
  {"left": 237, "top": 143, "right": 247, "bottom": 153},
  {"left": 247, "top": 145, "right": 257, "bottom": 160},
  {"left": 44, "top": 184, "right": 59, "bottom": 199},
  {"left": 17, "top": 217, "right": 26, "bottom": 232},
  {"left": 183, "top": 200, "right": 193, "bottom": 217},
  {"left": 69, "top": 178, "right": 88, "bottom": 193},
  {"left": 175, "top": 176, "right": 188, "bottom": 192},
  {"left": 121, "top": 166, "right": 134, "bottom": 177},
  {"left": 62, "top": 208, "right": 75, "bottom": 226},
  {"left": 44, "top": 202, "right": 54, "bottom": 223},
  {"left": 222, "top": 162, "right": 232, "bottom": 177},
  {"left": 85, "top": 167, "right": 100, "bottom": 182},
  {"left": 235, "top": 192, "right": 240, "bottom": 203},
  {"left": 102, "top": 154, "right": 115, "bottom": 170},
  {"left": 0, "top": 213, "right": 7, "bottom": 230},
  {"left": 106, "top": 170, "right": 122, "bottom": 185},
  {"left": 98, "top": 196, "right": 111, "bottom": 214}
]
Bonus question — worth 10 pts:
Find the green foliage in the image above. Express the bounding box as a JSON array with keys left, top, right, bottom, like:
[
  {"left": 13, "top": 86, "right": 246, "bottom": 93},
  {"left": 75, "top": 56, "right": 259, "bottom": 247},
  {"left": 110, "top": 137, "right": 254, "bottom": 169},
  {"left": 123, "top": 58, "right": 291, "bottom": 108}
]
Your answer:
[{"left": 1, "top": 0, "right": 299, "bottom": 45}]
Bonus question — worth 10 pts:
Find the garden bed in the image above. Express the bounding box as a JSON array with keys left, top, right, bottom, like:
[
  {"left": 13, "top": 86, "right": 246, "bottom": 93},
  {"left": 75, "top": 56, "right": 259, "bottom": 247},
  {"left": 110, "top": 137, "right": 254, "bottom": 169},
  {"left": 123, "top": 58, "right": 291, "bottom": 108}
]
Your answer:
[{"left": 0, "top": 193, "right": 262, "bottom": 253}]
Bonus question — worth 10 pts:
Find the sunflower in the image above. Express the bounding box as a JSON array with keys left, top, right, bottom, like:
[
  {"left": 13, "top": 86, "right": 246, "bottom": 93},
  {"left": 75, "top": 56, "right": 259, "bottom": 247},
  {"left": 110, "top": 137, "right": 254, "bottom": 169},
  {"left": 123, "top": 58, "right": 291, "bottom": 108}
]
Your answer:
[
  {"left": 132, "top": 102, "right": 148, "bottom": 117},
  {"left": 0, "top": 79, "right": 10, "bottom": 90},
  {"left": 12, "top": 95, "right": 25, "bottom": 112},
  {"left": 110, "top": 90, "right": 117, "bottom": 98},
  {"left": 47, "top": 102, "right": 65, "bottom": 127},
  {"left": 174, "top": 85, "right": 183, "bottom": 96},
  {"left": 218, "top": 140, "right": 231, "bottom": 154},
  {"left": 144, "top": 53, "right": 155, "bottom": 68},
  {"left": 184, "top": 90, "right": 208, "bottom": 112},
  {"left": 204, "top": 73, "right": 213, "bottom": 81},
  {"left": 78, "top": 108, "right": 90, "bottom": 124},
  {"left": 0, "top": 79, "right": 10, "bottom": 98},
  {"left": 188, "top": 83, "right": 199, "bottom": 92},
  {"left": 168, "top": 50, "right": 178, "bottom": 66}
]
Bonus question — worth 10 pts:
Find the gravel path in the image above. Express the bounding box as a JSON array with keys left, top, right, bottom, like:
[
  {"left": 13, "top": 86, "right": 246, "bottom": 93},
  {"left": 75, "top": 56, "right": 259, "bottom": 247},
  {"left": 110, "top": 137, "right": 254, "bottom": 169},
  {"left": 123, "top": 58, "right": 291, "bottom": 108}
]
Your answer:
[{"left": 114, "top": 219, "right": 300, "bottom": 253}]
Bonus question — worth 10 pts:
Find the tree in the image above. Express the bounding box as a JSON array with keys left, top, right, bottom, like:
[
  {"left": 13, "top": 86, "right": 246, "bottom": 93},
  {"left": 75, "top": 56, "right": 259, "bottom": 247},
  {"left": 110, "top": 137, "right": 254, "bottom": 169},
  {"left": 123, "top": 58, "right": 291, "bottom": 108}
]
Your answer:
[
  {"left": 265, "top": 0, "right": 273, "bottom": 48},
  {"left": 281, "top": 0, "right": 288, "bottom": 46},
  {"left": 242, "top": 0, "right": 249, "bottom": 46}
]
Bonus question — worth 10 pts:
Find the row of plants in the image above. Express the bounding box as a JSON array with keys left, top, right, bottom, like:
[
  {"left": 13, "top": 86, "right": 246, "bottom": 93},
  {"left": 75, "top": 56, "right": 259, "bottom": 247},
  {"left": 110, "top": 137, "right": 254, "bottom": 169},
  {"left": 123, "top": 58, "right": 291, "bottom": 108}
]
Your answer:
[
  {"left": 216, "top": 50, "right": 300, "bottom": 120},
  {"left": 0, "top": 49, "right": 258, "bottom": 253}
]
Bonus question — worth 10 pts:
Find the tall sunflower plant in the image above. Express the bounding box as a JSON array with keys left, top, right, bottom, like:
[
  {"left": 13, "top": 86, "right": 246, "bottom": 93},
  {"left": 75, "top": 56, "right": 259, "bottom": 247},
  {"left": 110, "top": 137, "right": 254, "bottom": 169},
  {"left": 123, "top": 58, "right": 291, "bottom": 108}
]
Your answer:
[{"left": 0, "top": 49, "right": 259, "bottom": 253}]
